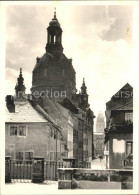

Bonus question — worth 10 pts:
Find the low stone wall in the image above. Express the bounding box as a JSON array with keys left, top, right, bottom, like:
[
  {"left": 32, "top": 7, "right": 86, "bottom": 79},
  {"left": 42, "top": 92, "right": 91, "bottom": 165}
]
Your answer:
[{"left": 58, "top": 168, "right": 133, "bottom": 189}]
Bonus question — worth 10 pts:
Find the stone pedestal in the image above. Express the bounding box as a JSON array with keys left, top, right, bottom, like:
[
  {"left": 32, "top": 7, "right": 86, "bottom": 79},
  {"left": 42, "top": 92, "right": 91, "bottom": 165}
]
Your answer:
[
  {"left": 32, "top": 157, "right": 44, "bottom": 183},
  {"left": 5, "top": 156, "right": 11, "bottom": 183},
  {"left": 58, "top": 169, "right": 73, "bottom": 189}
]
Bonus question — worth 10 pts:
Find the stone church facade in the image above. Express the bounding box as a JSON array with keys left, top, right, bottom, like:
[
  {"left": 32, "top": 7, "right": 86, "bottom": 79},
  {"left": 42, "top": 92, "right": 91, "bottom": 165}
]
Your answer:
[{"left": 31, "top": 11, "right": 76, "bottom": 101}]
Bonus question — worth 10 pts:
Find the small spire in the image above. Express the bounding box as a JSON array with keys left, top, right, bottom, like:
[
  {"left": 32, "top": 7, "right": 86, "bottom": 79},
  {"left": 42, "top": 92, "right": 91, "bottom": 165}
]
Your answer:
[
  {"left": 20, "top": 68, "right": 22, "bottom": 75},
  {"left": 54, "top": 7, "right": 56, "bottom": 19},
  {"left": 81, "top": 77, "right": 87, "bottom": 94},
  {"left": 15, "top": 68, "right": 26, "bottom": 98}
]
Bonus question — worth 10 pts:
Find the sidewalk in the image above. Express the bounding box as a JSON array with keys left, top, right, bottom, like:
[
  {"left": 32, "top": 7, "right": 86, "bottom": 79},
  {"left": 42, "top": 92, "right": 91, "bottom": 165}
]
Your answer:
[
  {"left": 1, "top": 180, "right": 59, "bottom": 195},
  {"left": 91, "top": 158, "right": 106, "bottom": 170}
]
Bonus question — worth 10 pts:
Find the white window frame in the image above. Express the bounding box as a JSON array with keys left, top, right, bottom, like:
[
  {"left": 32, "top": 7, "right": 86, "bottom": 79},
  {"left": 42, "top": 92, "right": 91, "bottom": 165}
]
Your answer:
[{"left": 9, "top": 125, "right": 28, "bottom": 137}]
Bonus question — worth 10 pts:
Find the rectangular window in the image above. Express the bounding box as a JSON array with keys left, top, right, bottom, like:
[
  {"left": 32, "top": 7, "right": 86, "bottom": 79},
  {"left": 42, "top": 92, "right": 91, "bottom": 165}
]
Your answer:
[
  {"left": 19, "top": 126, "right": 26, "bottom": 136},
  {"left": 125, "top": 113, "right": 133, "bottom": 122},
  {"left": 126, "top": 141, "right": 133, "bottom": 156},
  {"left": 10, "top": 126, "right": 17, "bottom": 136},
  {"left": 9, "top": 125, "right": 27, "bottom": 136},
  {"left": 25, "top": 152, "right": 33, "bottom": 161},
  {"left": 16, "top": 152, "right": 23, "bottom": 161}
]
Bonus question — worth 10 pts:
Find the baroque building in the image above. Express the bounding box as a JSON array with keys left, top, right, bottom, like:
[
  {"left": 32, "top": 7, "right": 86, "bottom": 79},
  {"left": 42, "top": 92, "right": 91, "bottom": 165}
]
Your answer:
[
  {"left": 31, "top": 11, "right": 76, "bottom": 100},
  {"left": 6, "top": 11, "right": 95, "bottom": 167},
  {"left": 30, "top": 11, "right": 95, "bottom": 163}
]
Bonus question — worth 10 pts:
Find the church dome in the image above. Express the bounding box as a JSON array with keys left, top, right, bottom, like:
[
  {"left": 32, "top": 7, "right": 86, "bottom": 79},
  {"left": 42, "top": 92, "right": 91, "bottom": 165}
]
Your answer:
[
  {"left": 49, "top": 10, "right": 61, "bottom": 28},
  {"left": 49, "top": 18, "right": 60, "bottom": 27}
]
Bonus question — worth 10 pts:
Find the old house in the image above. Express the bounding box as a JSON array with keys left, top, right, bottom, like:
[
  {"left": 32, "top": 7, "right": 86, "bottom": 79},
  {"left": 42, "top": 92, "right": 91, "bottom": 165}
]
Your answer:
[
  {"left": 5, "top": 69, "right": 63, "bottom": 161},
  {"left": 104, "top": 83, "right": 133, "bottom": 169}
]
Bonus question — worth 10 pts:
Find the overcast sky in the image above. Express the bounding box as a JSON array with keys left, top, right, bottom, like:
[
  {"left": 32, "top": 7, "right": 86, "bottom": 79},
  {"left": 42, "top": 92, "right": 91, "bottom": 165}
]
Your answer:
[{"left": 5, "top": 4, "right": 135, "bottom": 123}]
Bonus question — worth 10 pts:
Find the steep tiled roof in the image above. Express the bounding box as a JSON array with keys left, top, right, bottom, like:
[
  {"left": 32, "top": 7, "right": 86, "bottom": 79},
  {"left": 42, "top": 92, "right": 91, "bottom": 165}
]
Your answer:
[
  {"left": 106, "top": 83, "right": 133, "bottom": 111},
  {"left": 29, "top": 99, "right": 61, "bottom": 130},
  {"left": 6, "top": 98, "right": 61, "bottom": 131},
  {"left": 6, "top": 99, "right": 48, "bottom": 123}
]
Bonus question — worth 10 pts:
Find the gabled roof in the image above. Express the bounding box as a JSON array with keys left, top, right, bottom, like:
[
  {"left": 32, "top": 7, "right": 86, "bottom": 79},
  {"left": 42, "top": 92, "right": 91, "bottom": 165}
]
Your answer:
[
  {"left": 106, "top": 83, "right": 133, "bottom": 111},
  {"left": 29, "top": 99, "right": 61, "bottom": 130},
  {"left": 6, "top": 99, "right": 48, "bottom": 123},
  {"left": 6, "top": 97, "right": 61, "bottom": 131}
]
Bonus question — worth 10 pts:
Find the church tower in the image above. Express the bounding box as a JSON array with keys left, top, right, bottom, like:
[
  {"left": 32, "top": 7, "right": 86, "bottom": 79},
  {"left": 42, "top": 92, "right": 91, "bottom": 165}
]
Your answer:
[
  {"left": 31, "top": 10, "right": 76, "bottom": 101},
  {"left": 95, "top": 111, "right": 105, "bottom": 133},
  {"left": 15, "top": 68, "right": 26, "bottom": 98},
  {"left": 79, "top": 78, "right": 89, "bottom": 110}
]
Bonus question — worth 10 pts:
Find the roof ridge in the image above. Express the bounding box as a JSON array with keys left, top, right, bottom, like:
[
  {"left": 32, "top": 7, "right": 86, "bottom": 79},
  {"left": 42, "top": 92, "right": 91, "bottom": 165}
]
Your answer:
[
  {"left": 113, "top": 101, "right": 133, "bottom": 111},
  {"left": 28, "top": 99, "right": 61, "bottom": 130}
]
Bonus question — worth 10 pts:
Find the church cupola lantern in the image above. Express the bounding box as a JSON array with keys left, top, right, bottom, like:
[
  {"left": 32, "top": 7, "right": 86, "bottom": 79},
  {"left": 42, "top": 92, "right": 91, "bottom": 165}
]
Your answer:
[{"left": 46, "top": 8, "right": 63, "bottom": 54}]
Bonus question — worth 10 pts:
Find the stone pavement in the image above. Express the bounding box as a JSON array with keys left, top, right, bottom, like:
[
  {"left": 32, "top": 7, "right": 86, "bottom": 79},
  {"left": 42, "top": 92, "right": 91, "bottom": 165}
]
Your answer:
[
  {"left": 91, "top": 158, "right": 106, "bottom": 170},
  {"left": 2, "top": 180, "right": 60, "bottom": 195}
]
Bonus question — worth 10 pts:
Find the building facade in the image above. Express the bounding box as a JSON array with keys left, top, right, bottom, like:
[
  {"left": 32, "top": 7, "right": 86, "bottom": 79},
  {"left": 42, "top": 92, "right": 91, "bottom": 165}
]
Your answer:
[
  {"left": 94, "top": 133, "right": 105, "bottom": 157},
  {"left": 104, "top": 83, "right": 133, "bottom": 169},
  {"left": 94, "top": 111, "right": 105, "bottom": 157},
  {"left": 31, "top": 11, "right": 76, "bottom": 100},
  {"left": 6, "top": 11, "right": 95, "bottom": 165},
  {"left": 6, "top": 70, "right": 63, "bottom": 161},
  {"left": 30, "top": 11, "right": 95, "bottom": 162},
  {"left": 95, "top": 111, "right": 105, "bottom": 133}
]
